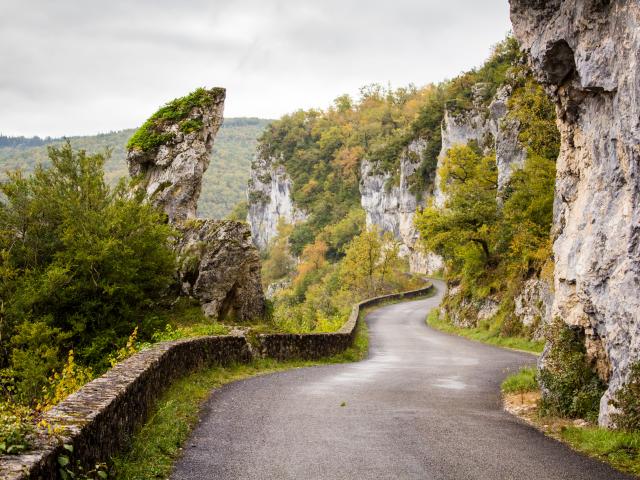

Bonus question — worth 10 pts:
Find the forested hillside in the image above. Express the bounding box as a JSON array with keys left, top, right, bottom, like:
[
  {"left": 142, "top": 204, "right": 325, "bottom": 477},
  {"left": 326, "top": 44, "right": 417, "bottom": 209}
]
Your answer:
[
  {"left": 250, "top": 37, "right": 560, "bottom": 344},
  {"left": 0, "top": 117, "right": 270, "bottom": 218}
]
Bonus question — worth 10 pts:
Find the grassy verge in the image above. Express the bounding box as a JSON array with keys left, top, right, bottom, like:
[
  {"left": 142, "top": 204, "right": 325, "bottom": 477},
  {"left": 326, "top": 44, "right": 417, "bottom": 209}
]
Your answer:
[
  {"left": 560, "top": 426, "right": 640, "bottom": 476},
  {"left": 426, "top": 309, "right": 544, "bottom": 354},
  {"left": 501, "top": 368, "right": 640, "bottom": 477},
  {"left": 110, "top": 320, "right": 368, "bottom": 479}
]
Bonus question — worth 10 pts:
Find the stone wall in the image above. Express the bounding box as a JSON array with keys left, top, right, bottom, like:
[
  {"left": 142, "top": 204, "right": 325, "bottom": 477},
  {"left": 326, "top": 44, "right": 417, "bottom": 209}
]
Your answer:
[
  {"left": 258, "top": 285, "right": 434, "bottom": 360},
  {"left": 1, "top": 336, "right": 251, "bottom": 480},
  {"left": 1, "top": 285, "right": 432, "bottom": 479}
]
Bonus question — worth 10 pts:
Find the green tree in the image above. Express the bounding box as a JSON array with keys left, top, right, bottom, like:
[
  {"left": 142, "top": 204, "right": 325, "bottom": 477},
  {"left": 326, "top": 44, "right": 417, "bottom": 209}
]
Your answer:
[
  {"left": 0, "top": 143, "right": 175, "bottom": 403},
  {"left": 417, "top": 145, "right": 499, "bottom": 279}
]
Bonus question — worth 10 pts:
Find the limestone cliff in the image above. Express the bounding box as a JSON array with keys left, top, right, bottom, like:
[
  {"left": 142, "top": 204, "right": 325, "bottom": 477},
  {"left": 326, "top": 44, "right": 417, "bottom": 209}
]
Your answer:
[
  {"left": 434, "top": 84, "right": 527, "bottom": 207},
  {"left": 510, "top": 0, "right": 640, "bottom": 425},
  {"left": 127, "top": 87, "right": 266, "bottom": 321},
  {"left": 247, "top": 153, "right": 307, "bottom": 250},
  {"left": 359, "top": 139, "right": 443, "bottom": 274},
  {"left": 432, "top": 80, "right": 552, "bottom": 334}
]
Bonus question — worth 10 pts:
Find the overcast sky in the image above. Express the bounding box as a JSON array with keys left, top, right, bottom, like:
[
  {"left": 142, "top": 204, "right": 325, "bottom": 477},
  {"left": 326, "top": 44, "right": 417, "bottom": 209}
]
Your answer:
[{"left": 0, "top": 0, "right": 511, "bottom": 137}]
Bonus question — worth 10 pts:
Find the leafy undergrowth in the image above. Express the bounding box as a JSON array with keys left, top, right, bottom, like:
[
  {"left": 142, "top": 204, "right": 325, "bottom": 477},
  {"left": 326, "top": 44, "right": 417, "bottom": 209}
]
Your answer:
[
  {"left": 426, "top": 309, "right": 544, "bottom": 354},
  {"left": 501, "top": 368, "right": 640, "bottom": 477},
  {"left": 110, "top": 320, "right": 368, "bottom": 479},
  {"left": 146, "top": 297, "right": 229, "bottom": 341}
]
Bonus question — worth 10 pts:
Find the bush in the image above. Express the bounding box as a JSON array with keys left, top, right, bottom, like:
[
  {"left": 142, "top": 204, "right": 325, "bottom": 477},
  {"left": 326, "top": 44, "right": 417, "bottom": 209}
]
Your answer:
[
  {"left": 127, "top": 88, "right": 224, "bottom": 152},
  {"left": 0, "top": 401, "right": 33, "bottom": 454},
  {"left": 539, "top": 318, "right": 606, "bottom": 422},
  {"left": 611, "top": 361, "right": 640, "bottom": 431}
]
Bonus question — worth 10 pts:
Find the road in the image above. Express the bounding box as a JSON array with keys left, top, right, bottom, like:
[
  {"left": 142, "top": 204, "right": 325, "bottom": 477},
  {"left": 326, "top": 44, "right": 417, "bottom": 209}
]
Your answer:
[{"left": 172, "top": 280, "right": 632, "bottom": 479}]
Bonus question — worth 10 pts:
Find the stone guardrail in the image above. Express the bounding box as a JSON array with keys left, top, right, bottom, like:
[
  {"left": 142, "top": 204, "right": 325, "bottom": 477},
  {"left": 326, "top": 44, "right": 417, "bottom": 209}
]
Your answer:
[
  {"left": 0, "top": 283, "right": 433, "bottom": 479},
  {"left": 257, "top": 283, "right": 434, "bottom": 360}
]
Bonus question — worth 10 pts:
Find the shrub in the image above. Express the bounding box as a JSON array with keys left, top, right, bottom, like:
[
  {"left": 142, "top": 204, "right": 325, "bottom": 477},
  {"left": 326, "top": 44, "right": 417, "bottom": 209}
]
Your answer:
[
  {"left": 0, "top": 401, "right": 34, "bottom": 454},
  {"left": 610, "top": 361, "right": 640, "bottom": 431},
  {"left": 39, "top": 350, "right": 94, "bottom": 411},
  {"left": 539, "top": 318, "right": 606, "bottom": 422},
  {"left": 127, "top": 88, "right": 224, "bottom": 152}
]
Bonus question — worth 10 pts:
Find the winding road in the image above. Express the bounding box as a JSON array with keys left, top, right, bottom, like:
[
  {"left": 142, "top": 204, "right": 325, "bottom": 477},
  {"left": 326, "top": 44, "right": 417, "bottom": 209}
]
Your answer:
[{"left": 172, "top": 280, "right": 632, "bottom": 479}]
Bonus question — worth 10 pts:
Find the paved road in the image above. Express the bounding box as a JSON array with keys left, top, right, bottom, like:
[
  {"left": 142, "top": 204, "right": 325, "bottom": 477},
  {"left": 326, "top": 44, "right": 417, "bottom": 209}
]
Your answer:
[{"left": 172, "top": 280, "right": 632, "bottom": 479}]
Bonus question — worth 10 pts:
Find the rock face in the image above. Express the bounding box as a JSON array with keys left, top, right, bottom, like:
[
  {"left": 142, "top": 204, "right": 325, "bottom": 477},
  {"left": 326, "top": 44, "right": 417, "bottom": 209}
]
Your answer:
[
  {"left": 359, "top": 139, "right": 443, "bottom": 274},
  {"left": 510, "top": 0, "right": 640, "bottom": 425},
  {"left": 247, "top": 153, "right": 307, "bottom": 250},
  {"left": 175, "top": 220, "right": 264, "bottom": 320},
  {"left": 434, "top": 85, "right": 527, "bottom": 207},
  {"left": 127, "top": 89, "right": 225, "bottom": 223},
  {"left": 127, "top": 88, "right": 266, "bottom": 321},
  {"left": 514, "top": 277, "right": 554, "bottom": 339}
]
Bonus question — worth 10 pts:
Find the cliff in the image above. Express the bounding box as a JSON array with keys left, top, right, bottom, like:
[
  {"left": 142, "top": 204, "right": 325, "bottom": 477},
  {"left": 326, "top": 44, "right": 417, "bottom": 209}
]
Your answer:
[
  {"left": 127, "top": 88, "right": 225, "bottom": 223},
  {"left": 127, "top": 87, "right": 266, "bottom": 321},
  {"left": 359, "top": 139, "right": 443, "bottom": 273},
  {"left": 510, "top": 0, "right": 640, "bottom": 425},
  {"left": 247, "top": 152, "right": 307, "bottom": 250}
]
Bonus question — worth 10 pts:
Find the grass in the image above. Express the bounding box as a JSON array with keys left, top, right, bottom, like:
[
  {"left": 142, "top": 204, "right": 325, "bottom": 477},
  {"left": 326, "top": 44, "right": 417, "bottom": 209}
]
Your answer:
[
  {"left": 144, "top": 298, "right": 229, "bottom": 342},
  {"left": 110, "top": 320, "right": 368, "bottom": 478},
  {"left": 426, "top": 309, "right": 544, "bottom": 354},
  {"left": 560, "top": 427, "right": 640, "bottom": 476},
  {"left": 501, "top": 366, "right": 539, "bottom": 394}
]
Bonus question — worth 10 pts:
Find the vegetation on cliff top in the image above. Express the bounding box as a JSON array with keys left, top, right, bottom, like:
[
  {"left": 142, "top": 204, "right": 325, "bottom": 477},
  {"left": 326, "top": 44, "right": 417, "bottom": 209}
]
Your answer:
[{"left": 126, "top": 87, "right": 225, "bottom": 152}]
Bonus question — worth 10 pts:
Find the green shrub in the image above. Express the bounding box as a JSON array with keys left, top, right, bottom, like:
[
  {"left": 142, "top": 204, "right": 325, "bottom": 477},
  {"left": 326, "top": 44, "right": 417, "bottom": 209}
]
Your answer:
[
  {"left": 539, "top": 318, "right": 606, "bottom": 422},
  {"left": 502, "top": 367, "right": 539, "bottom": 394},
  {"left": 0, "top": 401, "right": 33, "bottom": 454},
  {"left": 611, "top": 361, "right": 640, "bottom": 431}
]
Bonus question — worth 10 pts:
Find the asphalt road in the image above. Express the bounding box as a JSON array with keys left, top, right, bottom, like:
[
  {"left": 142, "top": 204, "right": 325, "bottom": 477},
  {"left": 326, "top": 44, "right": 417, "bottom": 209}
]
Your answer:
[{"left": 172, "top": 280, "right": 632, "bottom": 479}]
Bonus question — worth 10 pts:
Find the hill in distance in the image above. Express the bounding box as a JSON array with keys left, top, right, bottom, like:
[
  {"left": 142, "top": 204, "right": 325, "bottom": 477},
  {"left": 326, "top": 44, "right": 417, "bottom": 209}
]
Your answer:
[{"left": 0, "top": 117, "right": 271, "bottom": 219}]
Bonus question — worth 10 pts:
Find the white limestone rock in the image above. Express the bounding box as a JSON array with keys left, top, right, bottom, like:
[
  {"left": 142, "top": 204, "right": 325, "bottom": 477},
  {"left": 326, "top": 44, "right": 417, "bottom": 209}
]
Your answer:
[
  {"left": 510, "top": 0, "right": 640, "bottom": 426},
  {"left": 247, "top": 154, "right": 307, "bottom": 251}
]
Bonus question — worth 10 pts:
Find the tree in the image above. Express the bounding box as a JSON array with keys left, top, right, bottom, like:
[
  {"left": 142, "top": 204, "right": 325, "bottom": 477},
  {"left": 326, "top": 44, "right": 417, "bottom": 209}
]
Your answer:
[
  {"left": 417, "top": 145, "right": 499, "bottom": 276},
  {"left": 0, "top": 143, "right": 175, "bottom": 403},
  {"left": 340, "top": 227, "right": 402, "bottom": 296}
]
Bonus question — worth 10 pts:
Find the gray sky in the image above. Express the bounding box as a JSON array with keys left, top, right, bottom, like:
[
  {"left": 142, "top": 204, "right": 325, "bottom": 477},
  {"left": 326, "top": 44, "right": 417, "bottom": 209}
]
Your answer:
[{"left": 0, "top": 0, "right": 511, "bottom": 137}]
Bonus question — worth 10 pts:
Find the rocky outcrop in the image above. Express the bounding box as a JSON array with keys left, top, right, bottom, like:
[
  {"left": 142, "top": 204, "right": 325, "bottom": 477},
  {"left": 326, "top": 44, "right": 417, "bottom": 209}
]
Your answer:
[
  {"left": 434, "top": 84, "right": 527, "bottom": 207},
  {"left": 175, "top": 219, "right": 265, "bottom": 320},
  {"left": 247, "top": 153, "right": 307, "bottom": 250},
  {"left": 514, "top": 276, "right": 554, "bottom": 339},
  {"left": 127, "top": 88, "right": 266, "bottom": 321},
  {"left": 127, "top": 88, "right": 225, "bottom": 223},
  {"left": 510, "top": 0, "right": 640, "bottom": 425},
  {"left": 359, "top": 139, "right": 443, "bottom": 274}
]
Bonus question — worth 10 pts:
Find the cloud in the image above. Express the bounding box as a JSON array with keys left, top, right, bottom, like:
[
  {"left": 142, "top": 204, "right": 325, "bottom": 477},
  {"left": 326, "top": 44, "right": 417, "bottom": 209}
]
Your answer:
[{"left": 0, "top": 0, "right": 510, "bottom": 137}]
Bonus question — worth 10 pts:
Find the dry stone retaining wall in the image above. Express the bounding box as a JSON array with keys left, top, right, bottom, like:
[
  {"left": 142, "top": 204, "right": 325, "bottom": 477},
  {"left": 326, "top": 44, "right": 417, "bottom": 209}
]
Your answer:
[{"left": 0, "top": 284, "right": 432, "bottom": 479}]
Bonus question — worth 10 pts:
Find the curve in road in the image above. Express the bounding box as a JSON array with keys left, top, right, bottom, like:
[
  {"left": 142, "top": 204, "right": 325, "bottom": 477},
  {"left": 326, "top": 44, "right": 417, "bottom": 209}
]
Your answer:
[{"left": 172, "top": 280, "right": 632, "bottom": 479}]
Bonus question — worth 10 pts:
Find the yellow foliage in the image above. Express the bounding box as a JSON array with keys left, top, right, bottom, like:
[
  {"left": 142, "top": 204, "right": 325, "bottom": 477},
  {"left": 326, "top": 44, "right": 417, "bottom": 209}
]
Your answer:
[
  {"left": 108, "top": 327, "right": 140, "bottom": 368},
  {"left": 38, "top": 350, "right": 93, "bottom": 412}
]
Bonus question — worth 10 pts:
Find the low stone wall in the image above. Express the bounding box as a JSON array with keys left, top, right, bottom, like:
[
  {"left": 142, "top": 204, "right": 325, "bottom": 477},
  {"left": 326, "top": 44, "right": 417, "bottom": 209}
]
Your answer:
[
  {"left": 257, "top": 284, "right": 434, "bottom": 360},
  {"left": 0, "top": 284, "right": 433, "bottom": 479},
  {"left": 0, "top": 336, "right": 251, "bottom": 480}
]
